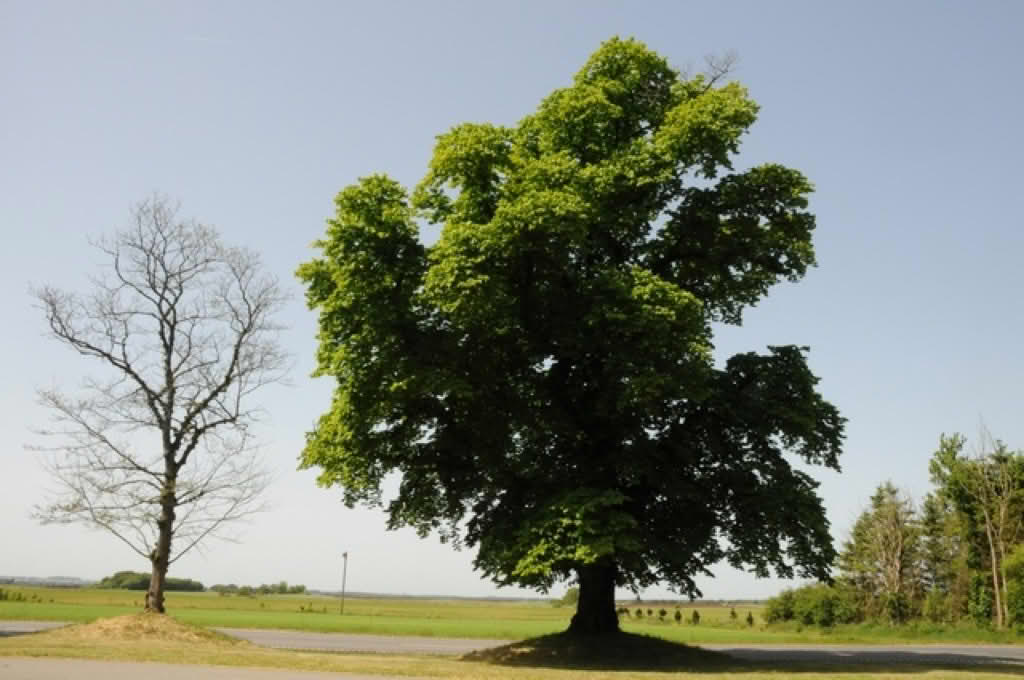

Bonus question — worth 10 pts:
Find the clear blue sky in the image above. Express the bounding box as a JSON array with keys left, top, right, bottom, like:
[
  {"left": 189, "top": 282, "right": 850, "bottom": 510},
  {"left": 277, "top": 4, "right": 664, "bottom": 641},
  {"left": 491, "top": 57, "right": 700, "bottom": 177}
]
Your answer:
[{"left": 2, "top": 0, "right": 1022, "bottom": 599}]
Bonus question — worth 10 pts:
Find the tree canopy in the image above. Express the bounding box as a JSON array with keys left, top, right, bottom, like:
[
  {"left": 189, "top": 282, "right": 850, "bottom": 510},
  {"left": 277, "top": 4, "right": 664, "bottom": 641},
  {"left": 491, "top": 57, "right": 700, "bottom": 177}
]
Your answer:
[{"left": 298, "top": 38, "right": 844, "bottom": 633}]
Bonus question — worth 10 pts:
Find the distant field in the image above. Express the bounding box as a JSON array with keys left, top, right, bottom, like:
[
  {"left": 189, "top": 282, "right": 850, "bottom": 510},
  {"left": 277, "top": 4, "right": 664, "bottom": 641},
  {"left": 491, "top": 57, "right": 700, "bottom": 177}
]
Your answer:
[{"left": 1, "top": 586, "right": 1020, "bottom": 645}]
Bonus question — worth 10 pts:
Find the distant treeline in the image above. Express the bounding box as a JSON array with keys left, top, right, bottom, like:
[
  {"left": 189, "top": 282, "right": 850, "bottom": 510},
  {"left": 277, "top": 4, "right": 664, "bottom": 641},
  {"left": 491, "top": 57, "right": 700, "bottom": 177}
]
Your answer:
[
  {"left": 98, "top": 571, "right": 204, "bottom": 592},
  {"left": 210, "top": 581, "right": 307, "bottom": 596}
]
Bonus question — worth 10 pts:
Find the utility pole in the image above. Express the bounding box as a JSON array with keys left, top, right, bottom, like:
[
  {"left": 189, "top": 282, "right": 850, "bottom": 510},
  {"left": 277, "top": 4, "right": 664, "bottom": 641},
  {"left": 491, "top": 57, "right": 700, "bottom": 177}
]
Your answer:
[{"left": 340, "top": 551, "right": 348, "bottom": 615}]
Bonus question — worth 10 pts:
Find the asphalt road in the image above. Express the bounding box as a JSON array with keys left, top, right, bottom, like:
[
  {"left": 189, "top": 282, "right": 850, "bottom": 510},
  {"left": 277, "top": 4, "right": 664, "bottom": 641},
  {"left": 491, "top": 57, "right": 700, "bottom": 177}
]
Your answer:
[{"left": 4, "top": 620, "right": 1024, "bottom": 667}]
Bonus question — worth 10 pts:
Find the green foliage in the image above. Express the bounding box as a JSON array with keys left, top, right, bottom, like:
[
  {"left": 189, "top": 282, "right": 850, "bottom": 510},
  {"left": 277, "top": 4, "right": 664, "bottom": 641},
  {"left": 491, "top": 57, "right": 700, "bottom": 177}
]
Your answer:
[
  {"left": 97, "top": 571, "right": 204, "bottom": 592},
  {"left": 837, "top": 482, "right": 922, "bottom": 623},
  {"left": 922, "top": 588, "right": 951, "bottom": 623},
  {"left": 929, "top": 433, "right": 1024, "bottom": 628},
  {"left": 635, "top": 608, "right": 643, "bottom": 619},
  {"left": 763, "top": 589, "right": 795, "bottom": 623},
  {"left": 1004, "top": 544, "right": 1024, "bottom": 626},
  {"left": 658, "top": 608, "right": 667, "bottom": 621},
  {"left": 763, "top": 583, "right": 859, "bottom": 627},
  {"left": 883, "top": 592, "right": 911, "bottom": 625},
  {"left": 674, "top": 609, "right": 682, "bottom": 623},
  {"left": 298, "top": 37, "right": 843, "bottom": 603},
  {"left": 920, "top": 492, "right": 964, "bottom": 597},
  {"left": 729, "top": 607, "right": 737, "bottom": 620},
  {"left": 690, "top": 609, "right": 701, "bottom": 625},
  {"left": 1009, "top": 581, "right": 1024, "bottom": 628},
  {"left": 0, "top": 588, "right": 26, "bottom": 602},
  {"left": 211, "top": 582, "right": 306, "bottom": 596},
  {"left": 968, "top": 572, "right": 993, "bottom": 626},
  {"left": 746, "top": 611, "right": 755, "bottom": 626},
  {"left": 792, "top": 585, "right": 834, "bottom": 626}
]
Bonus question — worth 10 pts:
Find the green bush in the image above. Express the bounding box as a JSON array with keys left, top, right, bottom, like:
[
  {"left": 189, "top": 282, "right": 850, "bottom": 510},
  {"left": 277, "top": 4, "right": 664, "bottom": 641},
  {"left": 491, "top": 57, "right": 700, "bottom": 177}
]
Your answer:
[
  {"left": 97, "top": 570, "right": 204, "bottom": 592},
  {"left": 763, "top": 588, "right": 796, "bottom": 623},
  {"left": 0, "top": 588, "right": 25, "bottom": 602},
  {"left": 1005, "top": 545, "right": 1024, "bottom": 627},
  {"left": 793, "top": 584, "right": 835, "bottom": 626},
  {"left": 922, "top": 589, "right": 951, "bottom": 623},
  {"left": 690, "top": 609, "right": 700, "bottom": 625},
  {"left": 968, "top": 573, "right": 993, "bottom": 626},
  {"left": 884, "top": 591, "right": 911, "bottom": 624},
  {"left": 764, "top": 583, "right": 859, "bottom": 627}
]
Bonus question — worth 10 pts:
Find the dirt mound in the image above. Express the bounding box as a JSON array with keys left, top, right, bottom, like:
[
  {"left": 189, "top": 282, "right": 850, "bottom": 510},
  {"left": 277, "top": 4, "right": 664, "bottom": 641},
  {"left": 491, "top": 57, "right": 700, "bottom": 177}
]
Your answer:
[{"left": 46, "top": 613, "right": 244, "bottom": 646}]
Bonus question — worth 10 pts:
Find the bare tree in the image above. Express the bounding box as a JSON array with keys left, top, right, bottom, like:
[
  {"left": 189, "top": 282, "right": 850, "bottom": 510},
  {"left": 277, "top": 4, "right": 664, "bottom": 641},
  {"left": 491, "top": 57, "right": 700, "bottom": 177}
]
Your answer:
[
  {"left": 680, "top": 50, "right": 740, "bottom": 90},
  {"left": 930, "top": 429, "right": 1024, "bottom": 628},
  {"left": 966, "top": 429, "right": 1024, "bottom": 628},
  {"left": 31, "top": 196, "right": 289, "bottom": 613}
]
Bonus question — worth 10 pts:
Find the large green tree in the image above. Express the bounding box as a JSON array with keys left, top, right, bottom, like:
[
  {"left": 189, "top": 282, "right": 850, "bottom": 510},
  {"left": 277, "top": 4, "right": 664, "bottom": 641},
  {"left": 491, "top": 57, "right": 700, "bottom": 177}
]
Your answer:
[{"left": 298, "top": 38, "right": 844, "bottom": 634}]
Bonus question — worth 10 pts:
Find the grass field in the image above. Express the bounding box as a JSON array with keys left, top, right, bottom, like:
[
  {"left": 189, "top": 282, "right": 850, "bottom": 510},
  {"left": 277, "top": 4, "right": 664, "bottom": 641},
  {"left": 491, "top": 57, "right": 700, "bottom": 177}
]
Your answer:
[
  {"left": 1, "top": 586, "right": 1021, "bottom": 645},
  {"left": 1, "top": 612, "right": 1021, "bottom": 679}
]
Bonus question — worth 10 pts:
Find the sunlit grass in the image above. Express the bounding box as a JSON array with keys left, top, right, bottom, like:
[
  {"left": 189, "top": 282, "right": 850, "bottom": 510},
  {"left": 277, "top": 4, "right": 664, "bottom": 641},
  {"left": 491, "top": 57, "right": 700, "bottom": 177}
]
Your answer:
[{"left": 2, "top": 616, "right": 1022, "bottom": 679}]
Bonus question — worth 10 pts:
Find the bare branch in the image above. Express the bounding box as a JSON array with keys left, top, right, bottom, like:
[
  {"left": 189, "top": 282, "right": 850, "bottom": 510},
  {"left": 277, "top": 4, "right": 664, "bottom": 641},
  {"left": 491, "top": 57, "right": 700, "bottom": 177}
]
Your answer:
[{"left": 29, "top": 195, "right": 288, "bottom": 613}]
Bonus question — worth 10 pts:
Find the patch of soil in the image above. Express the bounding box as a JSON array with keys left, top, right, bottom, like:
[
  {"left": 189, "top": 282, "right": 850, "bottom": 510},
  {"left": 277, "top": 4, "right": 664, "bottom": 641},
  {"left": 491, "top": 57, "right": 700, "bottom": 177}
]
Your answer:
[{"left": 45, "top": 613, "right": 245, "bottom": 646}]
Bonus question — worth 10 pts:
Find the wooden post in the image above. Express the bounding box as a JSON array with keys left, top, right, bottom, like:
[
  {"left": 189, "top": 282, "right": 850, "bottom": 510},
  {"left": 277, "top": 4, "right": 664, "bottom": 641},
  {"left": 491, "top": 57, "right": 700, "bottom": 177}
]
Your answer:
[{"left": 340, "top": 551, "right": 348, "bottom": 615}]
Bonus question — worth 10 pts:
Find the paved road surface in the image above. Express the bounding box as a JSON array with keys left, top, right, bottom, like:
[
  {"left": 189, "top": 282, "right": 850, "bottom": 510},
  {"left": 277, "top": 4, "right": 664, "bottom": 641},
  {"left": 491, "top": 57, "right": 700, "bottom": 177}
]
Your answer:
[{"left": 4, "top": 620, "right": 1024, "bottom": 667}]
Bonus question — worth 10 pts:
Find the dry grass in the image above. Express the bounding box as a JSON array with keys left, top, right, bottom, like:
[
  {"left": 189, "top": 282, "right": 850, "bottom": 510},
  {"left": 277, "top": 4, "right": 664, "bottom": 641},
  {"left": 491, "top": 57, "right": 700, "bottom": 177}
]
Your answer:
[
  {"left": 2, "top": 616, "right": 1023, "bottom": 679},
  {"left": 44, "top": 612, "right": 242, "bottom": 645}
]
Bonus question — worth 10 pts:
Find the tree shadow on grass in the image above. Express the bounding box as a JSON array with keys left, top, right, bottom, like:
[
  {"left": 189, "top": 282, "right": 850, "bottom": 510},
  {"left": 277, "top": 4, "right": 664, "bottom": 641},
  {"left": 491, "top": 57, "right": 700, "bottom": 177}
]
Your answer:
[
  {"left": 464, "top": 632, "right": 740, "bottom": 672},
  {"left": 463, "top": 632, "right": 1024, "bottom": 675}
]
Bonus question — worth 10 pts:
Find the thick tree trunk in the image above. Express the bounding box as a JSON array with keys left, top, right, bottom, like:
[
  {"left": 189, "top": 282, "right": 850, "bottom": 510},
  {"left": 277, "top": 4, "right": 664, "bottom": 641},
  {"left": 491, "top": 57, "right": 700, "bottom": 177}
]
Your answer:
[
  {"left": 145, "top": 486, "right": 176, "bottom": 614},
  {"left": 567, "top": 561, "right": 619, "bottom": 635}
]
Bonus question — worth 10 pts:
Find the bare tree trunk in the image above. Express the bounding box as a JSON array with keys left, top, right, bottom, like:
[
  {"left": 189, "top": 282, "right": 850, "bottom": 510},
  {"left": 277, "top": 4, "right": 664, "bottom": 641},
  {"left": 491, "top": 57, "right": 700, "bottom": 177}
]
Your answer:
[
  {"left": 568, "top": 561, "right": 619, "bottom": 635},
  {"left": 146, "top": 484, "right": 176, "bottom": 614},
  {"left": 983, "top": 515, "right": 1003, "bottom": 628}
]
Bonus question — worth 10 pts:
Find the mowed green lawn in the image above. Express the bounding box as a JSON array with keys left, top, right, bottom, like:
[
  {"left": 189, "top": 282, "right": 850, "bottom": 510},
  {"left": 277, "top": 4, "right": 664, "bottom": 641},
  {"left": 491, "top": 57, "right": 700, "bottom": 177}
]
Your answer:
[{"left": 0, "top": 586, "right": 774, "bottom": 641}]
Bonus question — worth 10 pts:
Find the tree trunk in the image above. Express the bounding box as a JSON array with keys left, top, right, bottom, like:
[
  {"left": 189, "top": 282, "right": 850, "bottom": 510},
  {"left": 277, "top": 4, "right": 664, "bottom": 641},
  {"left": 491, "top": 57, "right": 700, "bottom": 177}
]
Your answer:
[
  {"left": 567, "top": 561, "right": 619, "bottom": 635},
  {"left": 145, "top": 485, "right": 176, "bottom": 613},
  {"left": 984, "top": 515, "right": 1003, "bottom": 628}
]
